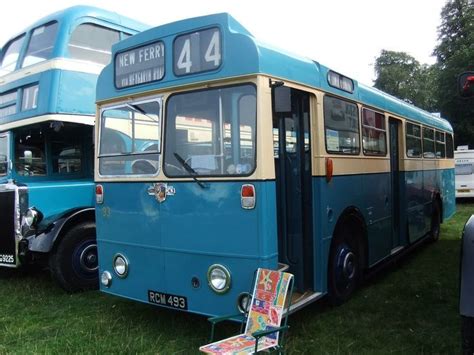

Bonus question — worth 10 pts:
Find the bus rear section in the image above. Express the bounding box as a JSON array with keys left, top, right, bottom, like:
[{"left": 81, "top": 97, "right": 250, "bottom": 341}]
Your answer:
[{"left": 455, "top": 146, "right": 474, "bottom": 198}]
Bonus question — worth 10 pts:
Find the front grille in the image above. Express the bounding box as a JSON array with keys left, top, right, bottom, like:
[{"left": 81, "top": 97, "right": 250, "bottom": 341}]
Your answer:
[{"left": 0, "top": 189, "right": 16, "bottom": 265}]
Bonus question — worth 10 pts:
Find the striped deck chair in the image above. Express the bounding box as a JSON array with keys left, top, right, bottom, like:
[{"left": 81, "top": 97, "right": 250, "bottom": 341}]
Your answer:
[{"left": 200, "top": 268, "right": 294, "bottom": 354}]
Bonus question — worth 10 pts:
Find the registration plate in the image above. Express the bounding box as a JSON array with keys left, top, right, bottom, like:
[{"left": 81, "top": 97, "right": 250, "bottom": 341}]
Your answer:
[
  {"left": 148, "top": 290, "right": 188, "bottom": 310},
  {"left": 458, "top": 189, "right": 471, "bottom": 193}
]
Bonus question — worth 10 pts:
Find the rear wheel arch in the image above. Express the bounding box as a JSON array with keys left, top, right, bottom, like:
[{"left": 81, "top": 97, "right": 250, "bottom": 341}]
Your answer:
[
  {"left": 327, "top": 207, "right": 368, "bottom": 305},
  {"left": 332, "top": 207, "right": 368, "bottom": 269}
]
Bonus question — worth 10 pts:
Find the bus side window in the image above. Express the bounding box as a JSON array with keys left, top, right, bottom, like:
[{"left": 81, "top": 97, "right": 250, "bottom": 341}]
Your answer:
[
  {"left": 406, "top": 122, "right": 422, "bottom": 158},
  {"left": 68, "top": 23, "right": 120, "bottom": 65},
  {"left": 323, "top": 95, "right": 359, "bottom": 155},
  {"left": 446, "top": 134, "right": 454, "bottom": 158},
  {"left": 422, "top": 127, "right": 435, "bottom": 159}
]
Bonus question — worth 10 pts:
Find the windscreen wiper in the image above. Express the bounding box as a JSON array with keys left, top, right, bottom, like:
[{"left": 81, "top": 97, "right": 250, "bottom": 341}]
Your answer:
[{"left": 173, "top": 152, "right": 208, "bottom": 189}]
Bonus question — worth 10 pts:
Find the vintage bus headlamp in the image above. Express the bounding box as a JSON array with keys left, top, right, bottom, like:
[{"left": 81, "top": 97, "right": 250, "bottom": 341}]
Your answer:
[
  {"left": 24, "top": 207, "right": 43, "bottom": 228},
  {"left": 207, "top": 264, "right": 231, "bottom": 294},
  {"left": 113, "top": 254, "right": 129, "bottom": 278},
  {"left": 101, "top": 271, "right": 112, "bottom": 287}
]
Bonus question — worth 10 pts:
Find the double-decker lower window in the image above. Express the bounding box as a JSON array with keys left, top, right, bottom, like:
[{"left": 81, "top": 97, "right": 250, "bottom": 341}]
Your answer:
[
  {"left": 15, "top": 128, "right": 47, "bottom": 176},
  {"left": 164, "top": 84, "right": 256, "bottom": 177},
  {"left": 0, "top": 134, "right": 9, "bottom": 176},
  {"left": 99, "top": 100, "right": 161, "bottom": 176}
]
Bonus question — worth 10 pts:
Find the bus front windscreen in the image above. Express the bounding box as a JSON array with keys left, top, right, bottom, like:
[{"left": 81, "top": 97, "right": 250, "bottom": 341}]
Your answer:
[
  {"left": 0, "top": 134, "right": 9, "bottom": 176},
  {"left": 0, "top": 35, "right": 26, "bottom": 76},
  {"left": 99, "top": 99, "right": 162, "bottom": 176},
  {"left": 164, "top": 84, "right": 257, "bottom": 177},
  {"left": 21, "top": 22, "right": 58, "bottom": 68}
]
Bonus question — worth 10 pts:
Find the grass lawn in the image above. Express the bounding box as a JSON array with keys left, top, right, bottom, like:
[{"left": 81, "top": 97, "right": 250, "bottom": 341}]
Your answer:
[{"left": 0, "top": 203, "right": 472, "bottom": 354}]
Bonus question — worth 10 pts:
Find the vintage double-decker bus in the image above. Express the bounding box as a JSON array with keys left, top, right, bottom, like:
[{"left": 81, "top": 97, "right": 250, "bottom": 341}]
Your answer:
[
  {"left": 0, "top": 6, "right": 147, "bottom": 291},
  {"left": 95, "top": 13, "right": 455, "bottom": 316}
]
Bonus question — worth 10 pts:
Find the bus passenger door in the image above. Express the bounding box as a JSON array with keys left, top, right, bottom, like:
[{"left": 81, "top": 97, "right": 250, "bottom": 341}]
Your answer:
[
  {"left": 389, "top": 118, "right": 402, "bottom": 249},
  {"left": 272, "top": 85, "right": 313, "bottom": 292}
]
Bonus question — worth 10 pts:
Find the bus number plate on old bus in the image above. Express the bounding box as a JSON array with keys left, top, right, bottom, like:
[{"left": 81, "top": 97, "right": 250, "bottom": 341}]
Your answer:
[{"left": 148, "top": 290, "right": 188, "bottom": 310}]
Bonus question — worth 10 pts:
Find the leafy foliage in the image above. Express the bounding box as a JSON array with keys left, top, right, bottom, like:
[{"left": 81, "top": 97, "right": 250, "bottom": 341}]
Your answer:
[
  {"left": 374, "top": 50, "right": 438, "bottom": 112},
  {"left": 434, "top": 0, "right": 474, "bottom": 147},
  {"left": 374, "top": 0, "right": 474, "bottom": 146}
]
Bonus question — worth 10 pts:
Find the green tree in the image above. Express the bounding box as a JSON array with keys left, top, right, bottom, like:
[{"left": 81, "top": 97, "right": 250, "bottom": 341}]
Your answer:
[
  {"left": 434, "top": 0, "right": 474, "bottom": 146},
  {"left": 373, "top": 50, "right": 438, "bottom": 112}
]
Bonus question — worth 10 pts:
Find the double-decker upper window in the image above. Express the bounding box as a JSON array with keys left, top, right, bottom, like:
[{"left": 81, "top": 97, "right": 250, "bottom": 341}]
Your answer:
[
  {"left": 68, "top": 23, "right": 120, "bottom": 65},
  {"left": 99, "top": 100, "right": 161, "bottom": 176},
  {"left": 21, "top": 22, "right": 59, "bottom": 68},
  {"left": 324, "top": 96, "right": 359, "bottom": 154},
  {"left": 0, "top": 35, "right": 26, "bottom": 75},
  {"left": 164, "top": 84, "right": 256, "bottom": 177}
]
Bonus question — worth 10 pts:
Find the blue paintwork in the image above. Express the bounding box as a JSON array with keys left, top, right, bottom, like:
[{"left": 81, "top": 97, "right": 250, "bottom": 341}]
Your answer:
[
  {"left": 0, "top": 6, "right": 149, "bottom": 122},
  {"left": 95, "top": 13, "right": 456, "bottom": 316},
  {"left": 97, "top": 181, "right": 278, "bottom": 316},
  {"left": 27, "top": 180, "right": 94, "bottom": 219},
  {"left": 97, "top": 13, "right": 452, "bottom": 132},
  {"left": 0, "top": 7, "right": 148, "bottom": 264}
]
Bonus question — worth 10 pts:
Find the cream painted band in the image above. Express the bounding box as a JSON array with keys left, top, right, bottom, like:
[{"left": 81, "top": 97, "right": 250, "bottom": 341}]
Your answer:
[
  {"left": 95, "top": 74, "right": 455, "bottom": 182},
  {"left": 0, "top": 114, "right": 94, "bottom": 132},
  {"left": 403, "top": 158, "right": 454, "bottom": 172},
  {"left": 0, "top": 58, "right": 104, "bottom": 86}
]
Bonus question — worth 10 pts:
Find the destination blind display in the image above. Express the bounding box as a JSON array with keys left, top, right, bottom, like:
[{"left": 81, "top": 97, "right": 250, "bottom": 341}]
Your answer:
[{"left": 115, "top": 41, "right": 165, "bottom": 88}]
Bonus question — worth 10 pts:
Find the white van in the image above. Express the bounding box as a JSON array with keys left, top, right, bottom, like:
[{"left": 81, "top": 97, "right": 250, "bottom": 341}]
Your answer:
[{"left": 455, "top": 146, "right": 474, "bottom": 198}]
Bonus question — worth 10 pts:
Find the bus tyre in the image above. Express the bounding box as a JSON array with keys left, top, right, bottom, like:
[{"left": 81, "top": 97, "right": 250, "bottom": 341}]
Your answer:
[
  {"left": 430, "top": 201, "right": 441, "bottom": 242},
  {"left": 49, "top": 222, "right": 99, "bottom": 292},
  {"left": 328, "top": 225, "right": 361, "bottom": 306}
]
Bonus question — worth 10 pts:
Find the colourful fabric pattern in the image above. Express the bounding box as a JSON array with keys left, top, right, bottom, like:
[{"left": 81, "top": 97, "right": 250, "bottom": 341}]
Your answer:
[
  {"left": 199, "top": 334, "right": 276, "bottom": 354},
  {"left": 200, "top": 268, "right": 293, "bottom": 354}
]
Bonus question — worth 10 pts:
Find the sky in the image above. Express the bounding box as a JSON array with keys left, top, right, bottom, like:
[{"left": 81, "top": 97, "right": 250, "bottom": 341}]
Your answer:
[{"left": 0, "top": 0, "right": 447, "bottom": 86}]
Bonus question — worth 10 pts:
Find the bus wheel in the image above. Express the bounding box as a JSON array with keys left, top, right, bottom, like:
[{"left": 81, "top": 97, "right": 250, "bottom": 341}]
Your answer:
[
  {"left": 49, "top": 222, "right": 99, "bottom": 292},
  {"left": 328, "top": 225, "right": 361, "bottom": 306},
  {"left": 430, "top": 201, "right": 441, "bottom": 242}
]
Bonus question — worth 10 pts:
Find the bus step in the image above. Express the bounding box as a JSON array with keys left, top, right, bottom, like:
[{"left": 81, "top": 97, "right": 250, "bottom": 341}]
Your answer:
[
  {"left": 278, "top": 263, "right": 289, "bottom": 272},
  {"left": 287, "top": 290, "right": 324, "bottom": 314}
]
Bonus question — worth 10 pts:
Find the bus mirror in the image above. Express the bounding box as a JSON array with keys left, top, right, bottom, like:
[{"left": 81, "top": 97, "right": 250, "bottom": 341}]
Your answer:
[
  {"left": 459, "top": 72, "right": 474, "bottom": 98},
  {"left": 273, "top": 86, "right": 292, "bottom": 113}
]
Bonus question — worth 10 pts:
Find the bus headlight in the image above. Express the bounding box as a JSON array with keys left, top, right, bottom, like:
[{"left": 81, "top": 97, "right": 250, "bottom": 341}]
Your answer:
[
  {"left": 101, "top": 271, "right": 112, "bottom": 287},
  {"left": 113, "top": 254, "right": 129, "bottom": 278},
  {"left": 24, "top": 207, "right": 43, "bottom": 228},
  {"left": 207, "top": 264, "right": 231, "bottom": 294}
]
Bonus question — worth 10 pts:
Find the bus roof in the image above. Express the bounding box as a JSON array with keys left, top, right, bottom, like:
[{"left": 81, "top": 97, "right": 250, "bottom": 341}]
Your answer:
[
  {"left": 3, "top": 6, "right": 149, "bottom": 45},
  {"left": 97, "top": 13, "right": 452, "bottom": 132}
]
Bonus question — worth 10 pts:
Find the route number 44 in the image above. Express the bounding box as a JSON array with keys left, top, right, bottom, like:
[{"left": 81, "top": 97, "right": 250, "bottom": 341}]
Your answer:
[{"left": 175, "top": 28, "right": 221, "bottom": 75}]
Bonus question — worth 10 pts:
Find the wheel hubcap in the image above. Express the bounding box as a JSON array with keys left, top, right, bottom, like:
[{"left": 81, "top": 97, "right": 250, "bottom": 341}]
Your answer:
[
  {"left": 79, "top": 244, "right": 98, "bottom": 272},
  {"left": 335, "top": 244, "right": 357, "bottom": 292}
]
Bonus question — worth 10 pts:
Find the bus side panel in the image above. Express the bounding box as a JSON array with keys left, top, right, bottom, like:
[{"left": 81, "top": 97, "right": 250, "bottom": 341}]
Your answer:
[
  {"left": 422, "top": 167, "right": 437, "bottom": 237},
  {"left": 405, "top": 169, "right": 425, "bottom": 242},
  {"left": 312, "top": 172, "right": 392, "bottom": 293},
  {"left": 441, "top": 168, "right": 456, "bottom": 219},
  {"left": 57, "top": 71, "right": 97, "bottom": 115},
  {"left": 96, "top": 180, "right": 278, "bottom": 317},
  {"left": 28, "top": 180, "right": 94, "bottom": 218}
]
